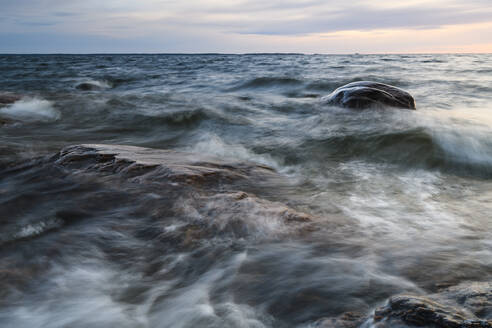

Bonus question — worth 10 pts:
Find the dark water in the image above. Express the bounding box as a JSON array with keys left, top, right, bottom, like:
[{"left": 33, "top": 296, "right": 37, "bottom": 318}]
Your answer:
[{"left": 0, "top": 54, "right": 491, "bottom": 327}]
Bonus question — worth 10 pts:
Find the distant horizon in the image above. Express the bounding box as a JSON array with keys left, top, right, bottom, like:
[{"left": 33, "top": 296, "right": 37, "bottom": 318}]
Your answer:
[{"left": 1, "top": 52, "right": 491, "bottom": 55}]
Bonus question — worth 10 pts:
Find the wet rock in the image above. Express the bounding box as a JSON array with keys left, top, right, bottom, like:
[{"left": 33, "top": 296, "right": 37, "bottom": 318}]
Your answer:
[
  {"left": 374, "top": 295, "right": 477, "bottom": 327},
  {"left": 0, "top": 92, "right": 21, "bottom": 106},
  {"left": 314, "top": 311, "right": 367, "bottom": 328},
  {"left": 75, "top": 81, "right": 111, "bottom": 91},
  {"left": 373, "top": 282, "right": 492, "bottom": 328},
  {"left": 440, "top": 282, "right": 492, "bottom": 320},
  {"left": 0, "top": 93, "right": 21, "bottom": 125},
  {"left": 322, "top": 81, "right": 416, "bottom": 110},
  {"left": 52, "top": 144, "right": 311, "bottom": 244},
  {"left": 172, "top": 191, "right": 312, "bottom": 241},
  {"left": 55, "top": 144, "right": 280, "bottom": 188},
  {"left": 0, "top": 118, "right": 14, "bottom": 125},
  {"left": 75, "top": 82, "right": 101, "bottom": 91}
]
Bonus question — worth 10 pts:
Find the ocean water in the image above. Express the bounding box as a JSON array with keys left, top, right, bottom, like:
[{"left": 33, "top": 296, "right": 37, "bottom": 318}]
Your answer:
[{"left": 0, "top": 54, "right": 491, "bottom": 327}]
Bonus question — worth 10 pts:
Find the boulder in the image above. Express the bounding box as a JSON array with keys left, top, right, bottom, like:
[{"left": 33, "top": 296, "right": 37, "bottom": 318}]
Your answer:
[{"left": 322, "top": 81, "right": 416, "bottom": 110}]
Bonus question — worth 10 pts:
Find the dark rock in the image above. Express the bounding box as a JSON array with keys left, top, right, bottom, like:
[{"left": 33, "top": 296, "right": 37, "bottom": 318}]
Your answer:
[
  {"left": 52, "top": 144, "right": 312, "bottom": 244},
  {"left": 75, "top": 82, "right": 106, "bottom": 91},
  {"left": 373, "top": 282, "right": 492, "bottom": 328},
  {"left": 314, "top": 312, "right": 367, "bottom": 328},
  {"left": 0, "top": 92, "right": 21, "bottom": 106},
  {"left": 440, "top": 282, "right": 492, "bottom": 320},
  {"left": 0, "top": 118, "right": 14, "bottom": 125},
  {"left": 55, "top": 144, "right": 280, "bottom": 187},
  {"left": 322, "top": 81, "right": 416, "bottom": 110},
  {"left": 75, "top": 82, "right": 98, "bottom": 91},
  {"left": 374, "top": 295, "right": 476, "bottom": 327}
]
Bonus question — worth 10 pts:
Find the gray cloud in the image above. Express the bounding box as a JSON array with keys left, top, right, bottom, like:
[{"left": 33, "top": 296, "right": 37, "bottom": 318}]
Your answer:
[
  {"left": 3, "top": 0, "right": 492, "bottom": 33},
  {"left": 0, "top": 0, "right": 491, "bottom": 52}
]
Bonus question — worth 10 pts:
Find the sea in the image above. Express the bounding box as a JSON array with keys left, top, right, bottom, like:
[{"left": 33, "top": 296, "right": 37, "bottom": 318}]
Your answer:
[{"left": 0, "top": 54, "right": 491, "bottom": 327}]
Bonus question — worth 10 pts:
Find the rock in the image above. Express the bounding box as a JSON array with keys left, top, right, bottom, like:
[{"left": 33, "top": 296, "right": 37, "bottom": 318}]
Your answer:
[
  {"left": 322, "top": 81, "right": 416, "bottom": 110},
  {"left": 440, "top": 282, "right": 492, "bottom": 320},
  {"left": 0, "top": 118, "right": 14, "bottom": 125},
  {"left": 55, "top": 144, "right": 280, "bottom": 187},
  {"left": 373, "top": 282, "right": 492, "bottom": 328},
  {"left": 75, "top": 81, "right": 110, "bottom": 91},
  {"left": 374, "top": 295, "right": 478, "bottom": 327},
  {"left": 0, "top": 92, "right": 21, "bottom": 106},
  {"left": 0, "top": 93, "right": 22, "bottom": 124},
  {"left": 173, "top": 191, "right": 312, "bottom": 241},
  {"left": 51, "top": 144, "right": 312, "bottom": 244},
  {"left": 313, "top": 312, "right": 367, "bottom": 328},
  {"left": 75, "top": 82, "right": 100, "bottom": 91}
]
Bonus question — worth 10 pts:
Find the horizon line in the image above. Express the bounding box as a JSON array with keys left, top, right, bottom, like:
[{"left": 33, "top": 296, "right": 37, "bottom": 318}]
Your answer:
[{"left": 1, "top": 52, "right": 491, "bottom": 56}]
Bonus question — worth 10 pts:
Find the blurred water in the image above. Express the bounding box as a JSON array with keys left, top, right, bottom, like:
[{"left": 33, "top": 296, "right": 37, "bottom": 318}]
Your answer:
[{"left": 0, "top": 54, "right": 491, "bottom": 327}]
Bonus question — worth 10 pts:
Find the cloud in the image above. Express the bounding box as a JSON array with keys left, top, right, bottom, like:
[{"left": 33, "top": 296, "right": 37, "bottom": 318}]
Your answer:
[{"left": 0, "top": 0, "right": 491, "bottom": 52}]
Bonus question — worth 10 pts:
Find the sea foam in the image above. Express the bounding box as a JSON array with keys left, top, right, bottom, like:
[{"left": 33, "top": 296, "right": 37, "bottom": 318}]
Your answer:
[{"left": 0, "top": 98, "right": 60, "bottom": 122}]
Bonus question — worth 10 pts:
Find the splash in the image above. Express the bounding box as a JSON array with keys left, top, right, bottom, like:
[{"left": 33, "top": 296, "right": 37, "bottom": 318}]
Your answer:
[
  {"left": 75, "top": 79, "right": 112, "bottom": 91},
  {"left": 0, "top": 98, "right": 60, "bottom": 122}
]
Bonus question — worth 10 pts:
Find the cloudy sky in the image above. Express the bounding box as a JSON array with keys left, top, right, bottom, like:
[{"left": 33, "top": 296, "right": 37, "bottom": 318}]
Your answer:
[{"left": 1, "top": 0, "right": 491, "bottom": 53}]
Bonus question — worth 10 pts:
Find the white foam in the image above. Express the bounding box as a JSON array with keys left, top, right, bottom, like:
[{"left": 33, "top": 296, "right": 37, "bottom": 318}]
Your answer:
[
  {"left": 1, "top": 98, "right": 60, "bottom": 122},
  {"left": 13, "top": 217, "right": 63, "bottom": 239},
  {"left": 410, "top": 108, "right": 492, "bottom": 168},
  {"left": 77, "top": 79, "right": 112, "bottom": 89},
  {"left": 187, "top": 133, "right": 279, "bottom": 169},
  {"left": 0, "top": 262, "right": 142, "bottom": 328},
  {"left": 148, "top": 252, "right": 271, "bottom": 328},
  {"left": 173, "top": 192, "right": 310, "bottom": 239}
]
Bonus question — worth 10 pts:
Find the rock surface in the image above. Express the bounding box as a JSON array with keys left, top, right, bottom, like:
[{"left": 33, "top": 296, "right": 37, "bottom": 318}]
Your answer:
[
  {"left": 440, "top": 282, "right": 492, "bottom": 320},
  {"left": 52, "top": 144, "right": 312, "bottom": 243},
  {"left": 313, "top": 312, "right": 367, "bottom": 328},
  {"left": 313, "top": 282, "right": 492, "bottom": 328},
  {"left": 55, "top": 144, "right": 281, "bottom": 187},
  {"left": 0, "top": 92, "right": 21, "bottom": 106},
  {"left": 372, "top": 282, "right": 492, "bottom": 328},
  {"left": 322, "top": 81, "right": 416, "bottom": 110},
  {"left": 75, "top": 81, "right": 110, "bottom": 91}
]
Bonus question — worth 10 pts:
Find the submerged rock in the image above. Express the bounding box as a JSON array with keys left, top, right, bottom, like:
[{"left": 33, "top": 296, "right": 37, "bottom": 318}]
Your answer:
[
  {"left": 372, "top": 282, "right": 492, "bottom": 328},
  {"left": 51, "top": 144, "right": 312, "bottom": 244},
  {"left": 75, "top": 81, "right": 110, "bottom": 91},
  {"left": 440, "top": 282, "right": 492, "bottom": 320},
  {"left": 0, "top": 92, "right": 21, "bottom": 106},
  {"left": 0, "top": 118, "right": 14, "bottom": 125},
  {"left": 314, "top": 312, "right": 367, "bottom": 328},
  {"left": 374, "top": 295, "right": 478, "bottom": 327},
  {"left": 322, "top": 81, "right": 416, "bottom": 110},
  {"left": 55, "top": 144, "right": 280, "bottom": 187},
  {"left": 75, "top": 82, "right": 100, "bottom": 91},
  {"left": 0, "top": 93, "right": 22, "bottom": 124}
]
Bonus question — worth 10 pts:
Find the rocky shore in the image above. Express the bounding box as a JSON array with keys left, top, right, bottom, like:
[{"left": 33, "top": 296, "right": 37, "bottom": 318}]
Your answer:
[{"left": 316, "top": 281, "right": 491, "bottom": 327}]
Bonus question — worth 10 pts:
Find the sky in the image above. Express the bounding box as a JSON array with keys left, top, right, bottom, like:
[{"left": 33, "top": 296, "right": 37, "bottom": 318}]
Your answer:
[{"left": 1, "top": 0, "right": 492, "bottom": 53}]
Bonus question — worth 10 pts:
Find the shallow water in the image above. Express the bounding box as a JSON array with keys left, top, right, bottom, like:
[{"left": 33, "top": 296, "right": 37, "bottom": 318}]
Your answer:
[{"left": 0, "top": 54, "right": 491, "bottom": 327}]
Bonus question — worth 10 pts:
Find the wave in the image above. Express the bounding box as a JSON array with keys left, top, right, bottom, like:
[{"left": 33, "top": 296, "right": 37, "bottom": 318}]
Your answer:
[
  {"left": 306, "top": 78, "right": 408, "bottom": 93},
  {"left": 0, "top": 98, "right": 60, "bottom": 122},
  {"left": 278, "top": 111, "right": 492, "bottom": 178},
  {"left": 228, "top": 77, "right": 303, "bottom": 91},
  {"left": 120, "top": 108, "right": 210, "bottom": 128},
  {"left": 0, "top": 217, "right": 64, "bottom": 246},
  {"left": 186, "top": 133, "right": 279, "bottom": 169},
  {"left": 75, "top": 79, "right": 112, "bottom": 91}
]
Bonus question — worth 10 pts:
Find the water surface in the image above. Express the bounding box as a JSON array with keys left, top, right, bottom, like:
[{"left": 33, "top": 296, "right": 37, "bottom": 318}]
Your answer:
[{"left": 0, "top": 54, "right": 491, "bottom": 327}]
